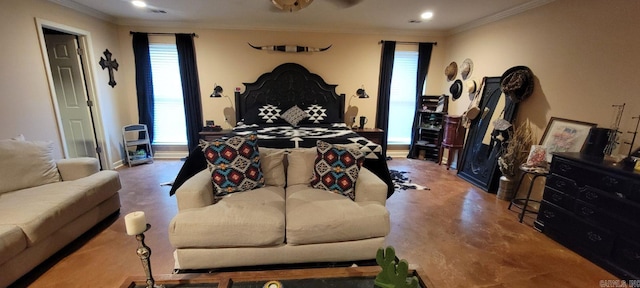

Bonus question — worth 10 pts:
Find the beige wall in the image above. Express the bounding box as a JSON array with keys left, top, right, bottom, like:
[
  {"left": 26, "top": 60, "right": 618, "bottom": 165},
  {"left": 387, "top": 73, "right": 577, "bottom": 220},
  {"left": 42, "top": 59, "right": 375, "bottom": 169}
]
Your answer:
[
  {"left": 444, "top": 0, "right": 640, "bottom": 154},
  {"left": 443, "top": 0, "right": 640, "bottom": 198},
  {"left": 3, "top": 0, "right": 639, "bottom": 168},
  {"left": 0, "top": 0, "right": 125, "bottom": 168},
  {"left": 116, "top": 27, "right": 445, "bottom": 131}
]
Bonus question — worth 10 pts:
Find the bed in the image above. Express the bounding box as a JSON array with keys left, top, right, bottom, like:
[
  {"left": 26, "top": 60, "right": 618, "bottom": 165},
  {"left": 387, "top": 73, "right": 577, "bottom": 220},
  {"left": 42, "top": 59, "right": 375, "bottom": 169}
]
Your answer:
[{"left": 169, "top": 63, "right": 393, "bottom": 197}]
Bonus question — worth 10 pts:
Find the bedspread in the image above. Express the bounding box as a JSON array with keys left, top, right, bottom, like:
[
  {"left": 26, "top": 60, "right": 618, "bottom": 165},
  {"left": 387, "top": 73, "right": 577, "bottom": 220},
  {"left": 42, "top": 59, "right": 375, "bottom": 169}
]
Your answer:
[{"left": 169, "top": 124, "right": 394, "bottom": 198}]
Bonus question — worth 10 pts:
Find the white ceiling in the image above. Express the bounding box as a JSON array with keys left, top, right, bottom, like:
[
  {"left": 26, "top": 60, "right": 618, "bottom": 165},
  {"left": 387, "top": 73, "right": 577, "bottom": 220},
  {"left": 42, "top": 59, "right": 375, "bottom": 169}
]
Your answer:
[{"left": 50, "top": 0, "right": 553, "bottom": 34}]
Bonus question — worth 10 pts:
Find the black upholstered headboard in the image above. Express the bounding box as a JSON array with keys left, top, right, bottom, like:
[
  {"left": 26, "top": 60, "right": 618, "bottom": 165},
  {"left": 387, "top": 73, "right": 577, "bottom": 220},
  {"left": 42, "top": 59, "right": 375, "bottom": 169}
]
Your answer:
[{"left": 234, "top": 63, "right": 345, "bottom": 125}]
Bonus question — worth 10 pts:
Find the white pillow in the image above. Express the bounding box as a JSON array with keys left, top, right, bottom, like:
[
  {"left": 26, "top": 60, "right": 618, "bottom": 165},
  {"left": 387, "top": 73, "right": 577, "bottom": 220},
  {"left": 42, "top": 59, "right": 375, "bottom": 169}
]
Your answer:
[
  {"left": 259, "top": 147, "right": 286, "bottom": 187},
  {"left": 11, "top": 134, "right": 25, "bottom": 141},
  {"left": 0, "top": 140, "right": 61, "bottom": 194},
  {"left": 286, "top": 147, "right": 317, "bottom": 186}
]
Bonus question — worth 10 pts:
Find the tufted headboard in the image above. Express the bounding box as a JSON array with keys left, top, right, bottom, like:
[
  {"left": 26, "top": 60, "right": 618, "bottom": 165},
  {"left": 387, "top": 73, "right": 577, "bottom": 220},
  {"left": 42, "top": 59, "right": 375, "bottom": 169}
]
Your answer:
[{"left": 234, "top": 63, "right": 345, "bottom": 125}]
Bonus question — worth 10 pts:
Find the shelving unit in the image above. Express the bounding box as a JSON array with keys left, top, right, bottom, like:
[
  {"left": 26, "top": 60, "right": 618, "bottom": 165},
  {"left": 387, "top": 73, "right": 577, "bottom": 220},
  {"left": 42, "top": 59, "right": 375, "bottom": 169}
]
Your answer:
[
  {"left": 122, "top": 124, "right": 153, "bottom": 167},
  {"left": 409, "top": 95, "right": 448, "bottom": 161}
]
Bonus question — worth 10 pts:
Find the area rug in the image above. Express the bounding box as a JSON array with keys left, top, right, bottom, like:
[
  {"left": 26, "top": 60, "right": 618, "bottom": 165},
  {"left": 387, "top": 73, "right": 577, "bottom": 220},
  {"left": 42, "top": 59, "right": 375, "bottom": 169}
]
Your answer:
[{"left": 389, "top": 169, "right": 429, "bottom": 191}]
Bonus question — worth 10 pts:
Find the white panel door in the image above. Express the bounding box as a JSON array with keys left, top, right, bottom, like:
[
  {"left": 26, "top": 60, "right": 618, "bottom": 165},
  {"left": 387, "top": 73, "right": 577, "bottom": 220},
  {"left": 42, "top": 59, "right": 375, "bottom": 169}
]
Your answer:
[{"left": 45, "top": 34, "right": 97, "bottom": 158}]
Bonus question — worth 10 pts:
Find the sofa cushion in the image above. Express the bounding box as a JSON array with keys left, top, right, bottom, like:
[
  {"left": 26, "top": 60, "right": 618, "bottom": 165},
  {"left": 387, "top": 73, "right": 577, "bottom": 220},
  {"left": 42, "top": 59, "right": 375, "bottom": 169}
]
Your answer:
[
  {"left": 286, "top": 147, "right": 316, "bottom": 186},
  {"left": 259, "top": 147, "right": 286, "bottom": 187},
  {"left": 285, "top": 185, "right": 389, "bottom": 245},
  {"left": 169, "top": 186, "right": 286, "bottom": 248},
  {"left": 0, "top": 170, "right": 120, "bottom": 245},
  {"left": 0, "top": 225, "right": 27, "bottom": 266},
  {"left": 310, "top": 140, "right": 364, "bottom": 200},
  {"left": 201, "top": 134, "right": 265, "bottom": 196},
  {"left": 0, "top": 139, "right": 60, "bottom": 194}
]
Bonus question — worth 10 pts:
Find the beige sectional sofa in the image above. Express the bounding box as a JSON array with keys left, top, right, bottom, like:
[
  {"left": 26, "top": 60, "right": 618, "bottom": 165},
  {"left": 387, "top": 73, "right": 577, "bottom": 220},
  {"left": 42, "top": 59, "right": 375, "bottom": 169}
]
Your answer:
[
  {"left": 169, "top": 147, "right": 390, "bottom": 270},
  {"left": 0, "top": 139, "right": 121, "bottom": 287}
]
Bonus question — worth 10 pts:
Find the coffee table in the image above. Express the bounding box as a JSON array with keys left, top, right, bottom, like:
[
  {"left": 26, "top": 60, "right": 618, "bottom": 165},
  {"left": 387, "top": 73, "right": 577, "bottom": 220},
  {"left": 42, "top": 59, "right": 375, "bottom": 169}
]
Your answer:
[{"left": 120, "top": 265, "right": 434, "bottom": 288}]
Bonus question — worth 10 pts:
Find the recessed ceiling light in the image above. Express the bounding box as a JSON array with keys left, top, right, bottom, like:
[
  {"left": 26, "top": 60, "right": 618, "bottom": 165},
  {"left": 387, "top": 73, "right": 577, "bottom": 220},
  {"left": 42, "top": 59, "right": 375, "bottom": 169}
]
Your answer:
[
  {"left": 421, "top": 11, "right": 434, "bottom": 20},
  {"left": 132, "top": 1, "right": 147, "bottom": 8}
]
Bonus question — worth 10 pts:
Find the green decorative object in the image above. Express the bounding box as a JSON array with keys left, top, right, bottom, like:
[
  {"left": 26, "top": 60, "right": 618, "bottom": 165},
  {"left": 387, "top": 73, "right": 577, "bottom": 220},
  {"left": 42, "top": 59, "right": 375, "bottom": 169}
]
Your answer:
[{"left": 374, "top": 246, "right": 419, "bottom": 288}]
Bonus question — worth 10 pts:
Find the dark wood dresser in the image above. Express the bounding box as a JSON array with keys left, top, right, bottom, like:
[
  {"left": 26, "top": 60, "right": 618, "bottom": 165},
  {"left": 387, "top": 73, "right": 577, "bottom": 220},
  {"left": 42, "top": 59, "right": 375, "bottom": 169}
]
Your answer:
[{"left": 534, "top": 152, "right": 640, "bottom": 279}]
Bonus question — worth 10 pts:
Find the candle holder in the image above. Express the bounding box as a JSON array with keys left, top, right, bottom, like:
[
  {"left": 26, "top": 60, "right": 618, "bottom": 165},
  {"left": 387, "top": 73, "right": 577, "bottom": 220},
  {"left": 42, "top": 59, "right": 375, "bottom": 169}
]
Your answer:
[{"left": 134, "top": 224, "right": 164, "bottom": 288}]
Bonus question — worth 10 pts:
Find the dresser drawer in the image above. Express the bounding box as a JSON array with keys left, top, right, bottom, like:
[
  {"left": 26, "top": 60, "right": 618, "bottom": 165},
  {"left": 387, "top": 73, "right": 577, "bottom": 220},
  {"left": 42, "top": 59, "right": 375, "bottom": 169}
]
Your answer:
[
  {"left": 551, "top": 157, "right": 594, "bottom": 183},
  {"left": 538, "top": 201, "right": 615, "bottom": 257},
  {"left": 574, "top": 200, "right": 640, "bottom": 239},
  {"left": 579, "top": 186, "right": 640, "bottom": 221},
  {"left": 591, "top": 173, "right": 627, "bottom": 195},
  {"left": 624, "top": 179, "right": 640, "bottom": 203},
  {"left": 552, "top": 156, "right": 628, "bottom": 194},
  {"left": 611, "top": 237, "right": 640, "bottom": 277},
  {"left": 543, "top": 186, "right": 575, "bottom": 210},
  {"left": 546, "top": 174, "right": 579, "bottom": 197}
]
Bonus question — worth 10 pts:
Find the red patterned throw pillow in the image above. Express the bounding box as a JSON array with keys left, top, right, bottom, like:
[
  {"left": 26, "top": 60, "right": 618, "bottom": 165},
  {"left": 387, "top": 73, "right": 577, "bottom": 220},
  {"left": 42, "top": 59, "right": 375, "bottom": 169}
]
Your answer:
[
  {"left": 201, "top": 133, "right": 264, "bottom": 196},
  {"left": 310, "top": 140, "right": 364, "bottom": 200}
]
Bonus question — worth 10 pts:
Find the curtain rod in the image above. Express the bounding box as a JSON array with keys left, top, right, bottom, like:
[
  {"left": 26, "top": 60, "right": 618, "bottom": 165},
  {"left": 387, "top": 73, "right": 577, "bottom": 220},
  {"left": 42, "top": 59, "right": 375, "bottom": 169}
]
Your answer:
[
  {"left": 379, "top": 40, "right": 437, "bottom": 46},
  {"left": 129, "top": 31, "right": 199, "bottom": 38}
]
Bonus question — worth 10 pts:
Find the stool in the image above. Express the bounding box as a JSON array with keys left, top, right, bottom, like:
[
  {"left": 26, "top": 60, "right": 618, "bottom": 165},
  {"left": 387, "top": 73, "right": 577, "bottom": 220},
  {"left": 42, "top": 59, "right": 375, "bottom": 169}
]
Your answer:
[{"left": 508, "top": 165, "right": 549, "bottom": 223}]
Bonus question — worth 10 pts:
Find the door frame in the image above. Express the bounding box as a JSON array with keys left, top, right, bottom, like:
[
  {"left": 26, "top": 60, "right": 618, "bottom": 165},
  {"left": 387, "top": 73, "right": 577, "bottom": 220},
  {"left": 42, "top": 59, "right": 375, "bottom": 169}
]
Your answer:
[{"left": 35, "top": 18, "right": 112, "bottom": 169}]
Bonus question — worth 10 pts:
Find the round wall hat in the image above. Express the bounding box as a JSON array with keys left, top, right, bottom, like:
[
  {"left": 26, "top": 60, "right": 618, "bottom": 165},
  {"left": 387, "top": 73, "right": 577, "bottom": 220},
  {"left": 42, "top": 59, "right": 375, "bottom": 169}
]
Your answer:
[
  {"left": 444, "top": 61, "right": 458, "bottom": 82},
  {"left": 460, "top": 58, "right": 473, "bottom": 80},
  {"left": 450, "top": 79, "right": 463, "bottom": 100},
  {"left": 466, "top": 80, "right": 477, "bottom": 94},
  {"left": 501, "top": 65, "right": 534, "bottom": 103}
]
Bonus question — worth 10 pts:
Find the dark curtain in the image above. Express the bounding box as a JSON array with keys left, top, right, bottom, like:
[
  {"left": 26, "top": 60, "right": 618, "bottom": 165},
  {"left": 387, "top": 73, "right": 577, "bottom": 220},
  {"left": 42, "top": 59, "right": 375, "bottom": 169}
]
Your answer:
[
  {"left": 408, "top": 42, "right": 435, "bottom": 158},
  {"left": 175, "top": 34, "right": 204, "bottom": 153},
  {"left": 375, "top": 41, "right": 396, "bottom": 157},
  {"left": 131, "top": 32, "right": 154, "bottom": 145}
]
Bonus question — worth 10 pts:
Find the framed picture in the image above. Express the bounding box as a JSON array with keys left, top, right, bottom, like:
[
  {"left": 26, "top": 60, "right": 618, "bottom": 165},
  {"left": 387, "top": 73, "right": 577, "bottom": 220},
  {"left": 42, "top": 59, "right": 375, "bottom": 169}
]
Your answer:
[{"left": 540, "top": 117, "right": 597, "bottom": 162}]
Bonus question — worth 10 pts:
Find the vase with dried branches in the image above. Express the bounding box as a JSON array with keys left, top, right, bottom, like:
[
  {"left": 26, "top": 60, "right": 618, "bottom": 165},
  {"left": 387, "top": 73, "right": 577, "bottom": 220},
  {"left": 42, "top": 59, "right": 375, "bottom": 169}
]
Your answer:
[{"left": 496, "top": 121, "right": 535, "bottom": 200}]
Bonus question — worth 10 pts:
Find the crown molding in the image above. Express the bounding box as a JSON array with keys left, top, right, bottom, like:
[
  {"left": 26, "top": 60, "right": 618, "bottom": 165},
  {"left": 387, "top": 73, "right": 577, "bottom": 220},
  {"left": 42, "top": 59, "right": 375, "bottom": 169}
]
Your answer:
[
  {"left": 118, "top": 19, "right": 448, "bottom": 38},
  {"left": 449, "top": 0, "right": 556, "bottom": 35},
  {"left": 48, "top": 0, "right": 115, "bottom": 22}
]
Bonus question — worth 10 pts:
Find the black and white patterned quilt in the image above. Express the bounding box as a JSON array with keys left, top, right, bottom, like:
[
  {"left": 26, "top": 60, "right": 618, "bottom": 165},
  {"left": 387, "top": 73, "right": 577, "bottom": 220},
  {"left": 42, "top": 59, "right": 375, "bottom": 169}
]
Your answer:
[
  {"left": 231, "top": 123, "right": 384, "bottom": 160},
  {"left": 169, "top": 123, "right": 394, "bottom": 199}
]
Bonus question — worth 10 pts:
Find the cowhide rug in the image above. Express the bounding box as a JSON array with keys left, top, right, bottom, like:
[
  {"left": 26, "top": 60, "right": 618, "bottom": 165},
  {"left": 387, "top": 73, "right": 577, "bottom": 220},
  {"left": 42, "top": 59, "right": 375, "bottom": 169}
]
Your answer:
[{"left": 389, "top": 169, "right": 429, "bottom": 191}]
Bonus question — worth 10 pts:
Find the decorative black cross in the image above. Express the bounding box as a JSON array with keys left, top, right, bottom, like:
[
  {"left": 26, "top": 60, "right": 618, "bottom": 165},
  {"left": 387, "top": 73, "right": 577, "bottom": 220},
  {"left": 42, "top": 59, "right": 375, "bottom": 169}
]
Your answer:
[{"left": 99, "top": 49, "right": 119, "bottom": 88}]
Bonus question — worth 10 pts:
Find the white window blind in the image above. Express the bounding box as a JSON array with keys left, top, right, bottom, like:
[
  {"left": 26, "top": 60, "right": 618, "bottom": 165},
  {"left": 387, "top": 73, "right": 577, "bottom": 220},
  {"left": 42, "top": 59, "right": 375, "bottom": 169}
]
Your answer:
[
  {"left": 388, "top": 51, "right": 419, "bottom": 145},
  {"left": 149, "top": 43, "right": 187, "bottom": 145}
]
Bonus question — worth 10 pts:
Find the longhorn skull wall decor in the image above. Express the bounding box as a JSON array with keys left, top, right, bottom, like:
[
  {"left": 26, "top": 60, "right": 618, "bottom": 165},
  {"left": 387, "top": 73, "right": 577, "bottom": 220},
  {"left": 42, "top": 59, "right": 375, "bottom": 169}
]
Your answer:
[{"left": 248, "top": 43, "right": 332, "bottom": 53}]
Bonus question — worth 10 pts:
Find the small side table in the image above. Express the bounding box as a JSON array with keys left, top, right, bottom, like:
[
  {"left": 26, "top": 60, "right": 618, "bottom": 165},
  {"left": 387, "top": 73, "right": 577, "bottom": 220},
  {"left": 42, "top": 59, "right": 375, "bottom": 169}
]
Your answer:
[
  {"left": 438, "top": 115, "right": 466, "bottom": 170},
  {"left": 352, "top": 128, "right": 386, "bottom": 157},
  {"left": 351, "top": 128, "right": 384, "bottom": 145},
  {"left": 508, "top": 165, "right": 549, "bottom": 223}
]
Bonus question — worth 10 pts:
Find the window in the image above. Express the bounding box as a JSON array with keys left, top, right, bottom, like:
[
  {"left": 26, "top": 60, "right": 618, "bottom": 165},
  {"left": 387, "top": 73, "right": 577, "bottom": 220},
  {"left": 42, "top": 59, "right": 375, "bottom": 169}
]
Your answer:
[
  {"left": 387, "top": 50, "right": 419, "bottom": 145},
  {"left": 149, "top": 43, "right": 187, "bottom": 145}
]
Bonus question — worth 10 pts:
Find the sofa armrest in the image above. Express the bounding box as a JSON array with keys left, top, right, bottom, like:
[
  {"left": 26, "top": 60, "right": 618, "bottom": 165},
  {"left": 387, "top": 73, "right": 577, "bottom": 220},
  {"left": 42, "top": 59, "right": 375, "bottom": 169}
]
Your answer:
[
  {"left": 175, "top": 169, "right": 215, "bottom": 210},
  {"left": 56, "top": 157, "right": 100, "bottom": 181},
  {"left": 354, "top": 167, "right": 388, "bottom": 206}
]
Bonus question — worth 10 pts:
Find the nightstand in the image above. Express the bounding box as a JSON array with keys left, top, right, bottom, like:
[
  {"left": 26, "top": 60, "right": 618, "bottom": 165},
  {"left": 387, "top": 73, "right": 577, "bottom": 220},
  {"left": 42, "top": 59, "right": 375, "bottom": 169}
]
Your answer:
[
  {"left": 352, "top": 128, "right": 387, "bottom": 157},
  {"left": 352, "top": 128, "right": 384, "bottom": 145},
  {"left": 199, "top": 129, "right": 232, "bottom": 141}
]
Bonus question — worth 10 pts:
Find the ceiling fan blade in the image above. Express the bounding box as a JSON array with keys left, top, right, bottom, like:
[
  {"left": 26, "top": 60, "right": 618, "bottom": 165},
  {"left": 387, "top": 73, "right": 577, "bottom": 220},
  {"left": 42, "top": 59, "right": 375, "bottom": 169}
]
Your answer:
[{"left": 271, "top": 0, "right": 314, "bottom": 12}]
